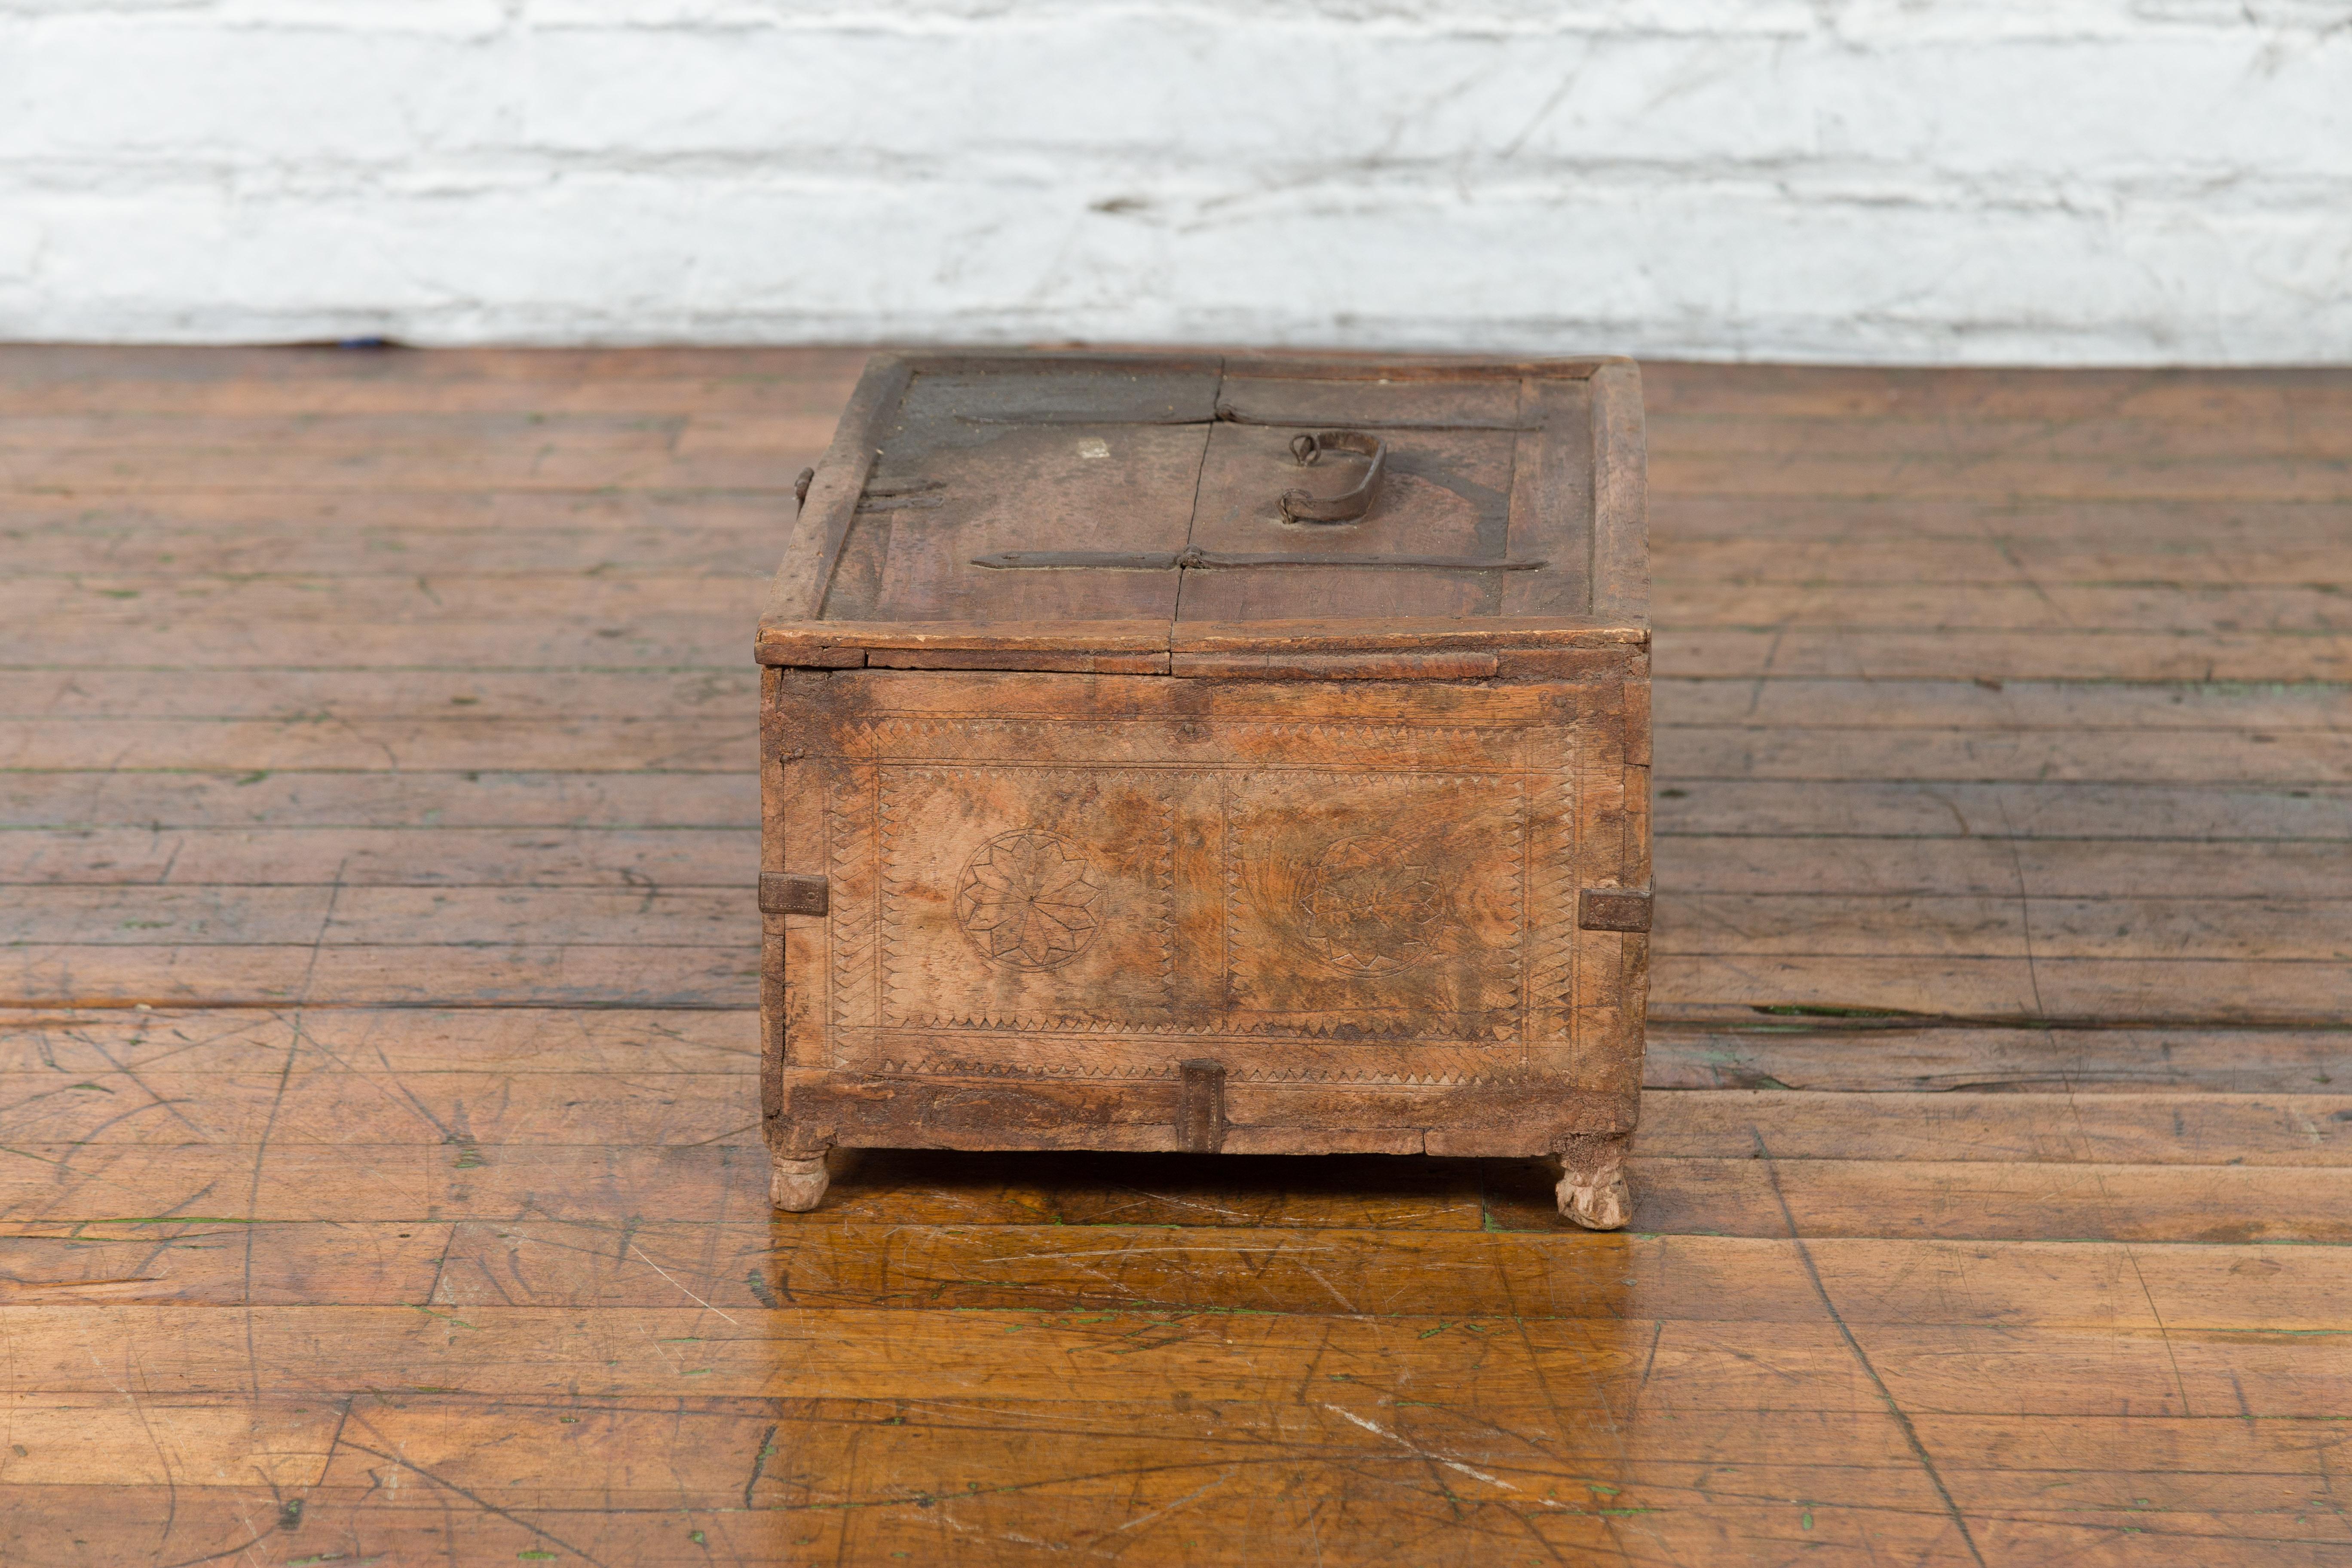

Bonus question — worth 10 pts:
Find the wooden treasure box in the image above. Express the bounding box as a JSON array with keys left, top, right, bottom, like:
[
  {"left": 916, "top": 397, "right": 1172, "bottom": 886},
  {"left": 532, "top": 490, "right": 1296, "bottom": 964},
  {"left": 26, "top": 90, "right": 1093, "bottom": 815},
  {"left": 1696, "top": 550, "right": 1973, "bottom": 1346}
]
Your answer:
[{"left": 757, "top": 351, "right": 1651, "bottom": 1228}]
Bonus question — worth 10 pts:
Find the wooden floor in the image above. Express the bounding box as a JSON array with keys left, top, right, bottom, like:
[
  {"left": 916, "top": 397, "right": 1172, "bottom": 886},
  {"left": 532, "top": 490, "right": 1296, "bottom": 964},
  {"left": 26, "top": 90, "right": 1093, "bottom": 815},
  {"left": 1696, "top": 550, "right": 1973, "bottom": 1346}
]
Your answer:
[{"left": 2, "top": 348, "right": 2347, "bottom": 1566}]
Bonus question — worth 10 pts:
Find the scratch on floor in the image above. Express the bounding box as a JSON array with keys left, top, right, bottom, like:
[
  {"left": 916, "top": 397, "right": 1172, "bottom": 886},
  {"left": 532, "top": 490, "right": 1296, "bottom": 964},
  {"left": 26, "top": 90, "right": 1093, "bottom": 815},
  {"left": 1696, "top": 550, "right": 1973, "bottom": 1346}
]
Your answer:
[{"left": 1320, "top": 1403, "right": 1567, "bottom": 1510}]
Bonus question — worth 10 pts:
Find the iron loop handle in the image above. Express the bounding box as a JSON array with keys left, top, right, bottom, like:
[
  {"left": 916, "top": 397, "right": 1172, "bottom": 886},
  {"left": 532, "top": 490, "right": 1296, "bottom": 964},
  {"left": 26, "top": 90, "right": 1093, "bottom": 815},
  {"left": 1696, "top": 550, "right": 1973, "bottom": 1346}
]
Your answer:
[{"left": 1279, "top": 430, "right": 1386, "bottom": 524}]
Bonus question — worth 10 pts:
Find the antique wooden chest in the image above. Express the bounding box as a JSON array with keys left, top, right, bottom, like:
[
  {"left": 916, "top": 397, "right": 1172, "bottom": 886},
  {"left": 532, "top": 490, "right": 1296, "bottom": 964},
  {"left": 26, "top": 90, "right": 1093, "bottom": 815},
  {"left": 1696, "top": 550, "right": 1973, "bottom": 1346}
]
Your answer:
[{"left": 758, "top": 351, "right": 1650, "bottom": 1227}]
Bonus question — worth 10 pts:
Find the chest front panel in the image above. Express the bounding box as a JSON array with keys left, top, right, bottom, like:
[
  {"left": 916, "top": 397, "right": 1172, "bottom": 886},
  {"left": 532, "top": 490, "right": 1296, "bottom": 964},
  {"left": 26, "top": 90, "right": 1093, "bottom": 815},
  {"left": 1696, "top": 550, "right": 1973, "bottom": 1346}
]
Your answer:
[{"left": 772, "top": 671, "right": 1646, "bottom": 1093}]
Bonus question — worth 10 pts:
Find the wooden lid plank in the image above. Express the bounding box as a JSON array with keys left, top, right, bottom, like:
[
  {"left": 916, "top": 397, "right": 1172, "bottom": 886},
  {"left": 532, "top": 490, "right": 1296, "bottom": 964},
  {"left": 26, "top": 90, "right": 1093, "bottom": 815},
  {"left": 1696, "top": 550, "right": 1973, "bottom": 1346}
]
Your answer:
[{"left": 760, "top": 351, "right": 1646, "bottom": 668}]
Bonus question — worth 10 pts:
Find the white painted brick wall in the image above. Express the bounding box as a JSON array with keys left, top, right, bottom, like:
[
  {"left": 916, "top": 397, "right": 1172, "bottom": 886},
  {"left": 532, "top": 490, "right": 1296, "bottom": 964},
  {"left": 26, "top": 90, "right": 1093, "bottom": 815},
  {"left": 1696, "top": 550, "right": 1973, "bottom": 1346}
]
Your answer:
[{"left": 2, "top": 1, "right": 2346, "bottom": 361}]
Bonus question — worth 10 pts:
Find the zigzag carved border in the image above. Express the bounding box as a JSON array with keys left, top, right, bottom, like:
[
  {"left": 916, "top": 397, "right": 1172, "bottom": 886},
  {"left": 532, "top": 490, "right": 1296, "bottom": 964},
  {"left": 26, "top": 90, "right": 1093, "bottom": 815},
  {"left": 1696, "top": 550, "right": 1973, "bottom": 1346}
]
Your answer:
[{"left": 868, "top": 1057, "right": 1549, "bottom": 1087}]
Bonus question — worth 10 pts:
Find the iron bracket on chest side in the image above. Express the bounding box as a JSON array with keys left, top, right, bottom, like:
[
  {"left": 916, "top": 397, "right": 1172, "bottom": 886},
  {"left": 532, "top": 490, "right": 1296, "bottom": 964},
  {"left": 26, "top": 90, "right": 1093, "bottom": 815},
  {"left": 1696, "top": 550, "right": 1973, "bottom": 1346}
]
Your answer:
[
  {"left": 1577, "top": 888, "right": 1652, "bottom": 933},
  {"left": 759, "top": 873, "right": 830, "bottom": 916},
  {"left": 1177, "top": 1060, "right": 1229, "bottom": 1154}
]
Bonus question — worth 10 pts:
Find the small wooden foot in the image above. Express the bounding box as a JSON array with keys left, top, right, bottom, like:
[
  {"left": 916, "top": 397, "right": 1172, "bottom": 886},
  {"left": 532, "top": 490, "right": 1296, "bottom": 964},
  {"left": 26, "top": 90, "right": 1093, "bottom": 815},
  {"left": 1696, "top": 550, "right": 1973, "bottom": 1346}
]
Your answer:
[
  {"left": 771, "top": 1153, "right": 830, "bottom": 1213},
  {"left": 1555, "top": 1135, "right": 1632, "bottom": 1231}
]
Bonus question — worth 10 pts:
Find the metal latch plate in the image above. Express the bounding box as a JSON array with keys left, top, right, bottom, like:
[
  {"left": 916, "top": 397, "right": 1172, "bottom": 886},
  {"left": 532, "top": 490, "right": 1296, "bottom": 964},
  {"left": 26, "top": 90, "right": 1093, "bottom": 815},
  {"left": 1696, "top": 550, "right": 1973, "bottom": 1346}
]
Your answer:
[
  {"left": 759, "top": 873, "right": 830, "bottom": 916},
  {"left": 1577, "top": 889, "right": 1652, "bottom": 933}
]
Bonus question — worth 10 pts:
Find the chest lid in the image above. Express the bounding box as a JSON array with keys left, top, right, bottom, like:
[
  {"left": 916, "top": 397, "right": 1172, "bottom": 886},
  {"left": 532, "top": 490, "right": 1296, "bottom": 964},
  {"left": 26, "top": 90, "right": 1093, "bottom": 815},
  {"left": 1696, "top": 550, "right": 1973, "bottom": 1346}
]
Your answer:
[{"left": 759, "top": 351, "right": 1645, "bottom": 670}]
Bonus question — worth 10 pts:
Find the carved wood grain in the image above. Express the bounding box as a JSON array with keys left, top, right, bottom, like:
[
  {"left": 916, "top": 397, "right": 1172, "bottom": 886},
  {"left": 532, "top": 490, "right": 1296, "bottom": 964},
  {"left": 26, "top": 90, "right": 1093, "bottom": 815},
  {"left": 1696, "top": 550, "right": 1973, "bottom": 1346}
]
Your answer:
[{"left": 770, "top": 669, "right": 1651, "bottom": 1155}]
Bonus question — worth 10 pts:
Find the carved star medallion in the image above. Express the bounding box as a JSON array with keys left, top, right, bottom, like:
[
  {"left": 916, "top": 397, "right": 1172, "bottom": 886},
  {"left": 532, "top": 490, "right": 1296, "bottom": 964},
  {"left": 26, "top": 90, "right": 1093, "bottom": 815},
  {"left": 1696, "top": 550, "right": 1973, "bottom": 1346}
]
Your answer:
[
  {"left": 1298, "top": 833, "right": 1446, "bottom": 976},
  {"left": 955, "top": 828, "right": 1104, "bottom": 970}
]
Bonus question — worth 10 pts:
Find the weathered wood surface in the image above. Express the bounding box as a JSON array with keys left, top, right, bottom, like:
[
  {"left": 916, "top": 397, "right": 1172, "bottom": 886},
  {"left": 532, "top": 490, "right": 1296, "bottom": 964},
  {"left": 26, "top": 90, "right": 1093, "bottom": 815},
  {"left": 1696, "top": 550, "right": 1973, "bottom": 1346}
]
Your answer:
[
  {"left": 764, "top": 353, "right": 1635, "bottom": 642},
  {"left": 764, "top": 666, "right": 1647, "bottom": 1166},
  {"left": 0, "top": 349, "right": 2346, "bottom": 1564},
  {"left": 759, "top": 353, "right": 1653, "bottom": 1183}
]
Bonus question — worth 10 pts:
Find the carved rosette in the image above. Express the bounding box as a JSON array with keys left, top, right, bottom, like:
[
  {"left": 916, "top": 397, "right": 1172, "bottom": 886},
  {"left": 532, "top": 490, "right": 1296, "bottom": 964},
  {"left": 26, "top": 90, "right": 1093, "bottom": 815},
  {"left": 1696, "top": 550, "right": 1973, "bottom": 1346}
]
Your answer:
[
  {"left": 954, "top": 828, "right": 1104, "bottom": 970},
  {"left": 1297, "top": 832, "right": 1447, "bottom": 976}
]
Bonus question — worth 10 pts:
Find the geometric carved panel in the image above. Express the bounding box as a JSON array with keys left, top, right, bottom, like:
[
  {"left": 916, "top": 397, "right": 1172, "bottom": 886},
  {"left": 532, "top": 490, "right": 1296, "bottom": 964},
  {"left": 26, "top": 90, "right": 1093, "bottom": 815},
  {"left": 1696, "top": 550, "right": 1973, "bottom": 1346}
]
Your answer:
[
  {"left": 808, "top": 694, "right": 1608, "bottom": 1087},
  {"left": 1223, "top": 771, "right": 1527, "bottom": 1041},
  {"left": 876, "top": 766, "right": 1184, "bottom": 1033},
  {"left": 863, "top": 763, "right": 1538, "bottom": 1048}
]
